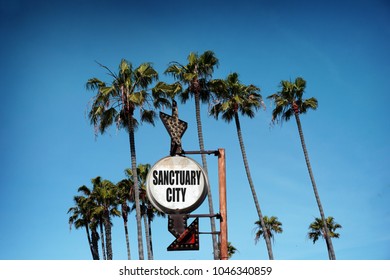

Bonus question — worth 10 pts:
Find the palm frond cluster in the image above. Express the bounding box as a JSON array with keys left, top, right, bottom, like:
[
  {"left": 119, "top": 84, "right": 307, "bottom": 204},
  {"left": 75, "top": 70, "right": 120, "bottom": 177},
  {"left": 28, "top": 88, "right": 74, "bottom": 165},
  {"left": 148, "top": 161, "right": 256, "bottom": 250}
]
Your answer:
[{"left": 68, "top": 165, "right": 164, "bottom": 260}]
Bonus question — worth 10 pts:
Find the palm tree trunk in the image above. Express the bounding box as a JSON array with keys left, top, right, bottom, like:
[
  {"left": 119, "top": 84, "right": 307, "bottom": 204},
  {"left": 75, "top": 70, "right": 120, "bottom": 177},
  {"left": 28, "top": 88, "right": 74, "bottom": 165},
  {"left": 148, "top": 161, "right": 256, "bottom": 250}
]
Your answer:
[
  {"left": 104, "top": 212, "right": 113, "bottom": 260},
  {"left": 323, "top": 230, "right": 333, "bottom": 260},
  {"left": 85, "top": 225, "right": 99, "bottom": 260},
  {"left": 148, "top": 215, "right": 154, "bottom": 259},
  {"left": 121, "top": 203, "right": 131, "bottom": 260},
  {"left": 90, "top": 227, "right": 100, "bottom": 260},
  {"left": 128, "top": 112, "right": 145, "bottom": 260},
  {"left": 234, "top": 113, "right": 274, "bottom": 260},
  {"left": 143, "top": 209, "right": 153, "bottom": 260},
  {"left": 123, "top": 220, "right": 131, "bottom": 260},
  {"left": 99, "top": 220, "right": 107, "bottom": 260},
  {"left": 194, "top": 92, "right": 219, "bottom": 260},
  {"left": 294, "top": 112, "right": 336, "bottom": 260}
]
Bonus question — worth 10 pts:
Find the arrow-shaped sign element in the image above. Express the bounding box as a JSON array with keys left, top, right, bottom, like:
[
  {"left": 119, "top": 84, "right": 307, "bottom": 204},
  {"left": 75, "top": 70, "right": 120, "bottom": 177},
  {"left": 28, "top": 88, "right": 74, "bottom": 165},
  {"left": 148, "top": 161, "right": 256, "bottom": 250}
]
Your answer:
[
  {"left": 167, "top": 217, "right": 199, "bottom": 251},
  {"left": 160, "top": 100, "right": 188, "bottom": 156}
]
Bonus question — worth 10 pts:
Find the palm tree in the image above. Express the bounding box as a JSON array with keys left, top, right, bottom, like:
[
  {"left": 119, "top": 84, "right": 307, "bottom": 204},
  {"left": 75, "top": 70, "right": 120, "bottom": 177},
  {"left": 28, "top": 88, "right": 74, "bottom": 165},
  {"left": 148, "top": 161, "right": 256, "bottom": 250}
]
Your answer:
[
  {"left": 210, "top": 72, "right": 273, "bottom": 259},
  {"left": 90, "top": 177, "right": 120, "bottom": 260},
  {"left": 152, "top": 81, "right": 182, "bottom": 109},
  {"left": 76, "top": 184, "right": 107, "bottom": 260},
  {"left": 218, "top": 242, "right": 238, "bottom": 259},
  {"left": 267, "top": 77, "right": 336, "bottom": 260},
  {"left": 127, "top": 164, "right": 152, "bottom": 260},
  {"left": 308, "top": 217, "right": 341, "bottom": 259},
  {"left": 254, "top": 216, "right": 283, "bottom": 244},
  {"left": 136, "top": 164, "right": 153, "bottom": 260},
  {"left": 116, "top": 178, "right": 133, "bottom": 260},
  {"left": 125, "top": 164, "right": 166, "bottom": 260},
  {"left": 145, "top": 201, "right": 166, "bottom": 259},
  {"left": 164, "top": 51, "right": 219, "bottom": 259},
  {"left": 68, "top": 190, "right": 100, "bottom": 260},
  {"left": 86, "top": 59, "right": 159, "bottom": 259}
]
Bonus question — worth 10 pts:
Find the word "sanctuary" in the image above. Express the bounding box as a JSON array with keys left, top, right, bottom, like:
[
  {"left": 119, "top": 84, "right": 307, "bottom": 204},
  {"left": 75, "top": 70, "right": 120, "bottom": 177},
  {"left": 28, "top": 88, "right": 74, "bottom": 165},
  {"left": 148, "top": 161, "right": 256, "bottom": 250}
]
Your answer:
[{"left": 152, "top": 170, "right": 202, "bottom": 185}]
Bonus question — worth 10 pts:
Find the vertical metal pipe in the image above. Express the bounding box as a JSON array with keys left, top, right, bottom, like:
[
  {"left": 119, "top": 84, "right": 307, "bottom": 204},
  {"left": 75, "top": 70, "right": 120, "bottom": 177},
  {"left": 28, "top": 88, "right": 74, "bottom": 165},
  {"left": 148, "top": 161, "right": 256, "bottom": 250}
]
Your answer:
[{"left": 218, "top": 148, "right": 228, "bottom": 260}]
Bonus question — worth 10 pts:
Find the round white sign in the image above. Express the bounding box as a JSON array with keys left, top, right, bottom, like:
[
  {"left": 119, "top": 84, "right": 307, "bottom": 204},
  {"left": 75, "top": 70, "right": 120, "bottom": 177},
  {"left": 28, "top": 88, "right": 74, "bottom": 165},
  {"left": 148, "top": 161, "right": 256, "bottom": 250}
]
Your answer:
[{"left": 146, "top": 156, "right": 209, "bottom": 214}]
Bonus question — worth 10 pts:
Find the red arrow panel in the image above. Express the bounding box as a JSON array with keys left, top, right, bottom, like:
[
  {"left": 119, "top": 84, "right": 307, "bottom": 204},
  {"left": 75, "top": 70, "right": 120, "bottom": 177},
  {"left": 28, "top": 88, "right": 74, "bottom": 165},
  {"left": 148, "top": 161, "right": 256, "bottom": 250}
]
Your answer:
[{"left": 167, "top": 218, "right": 199, "bottom": 251}]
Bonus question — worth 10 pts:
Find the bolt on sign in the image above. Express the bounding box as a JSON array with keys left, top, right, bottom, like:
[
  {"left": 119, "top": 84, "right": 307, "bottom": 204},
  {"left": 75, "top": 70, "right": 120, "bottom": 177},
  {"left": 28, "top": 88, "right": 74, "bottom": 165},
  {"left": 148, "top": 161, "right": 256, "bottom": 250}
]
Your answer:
[{"left": 146, "top": 156, "right": 209, "bottom": 214}]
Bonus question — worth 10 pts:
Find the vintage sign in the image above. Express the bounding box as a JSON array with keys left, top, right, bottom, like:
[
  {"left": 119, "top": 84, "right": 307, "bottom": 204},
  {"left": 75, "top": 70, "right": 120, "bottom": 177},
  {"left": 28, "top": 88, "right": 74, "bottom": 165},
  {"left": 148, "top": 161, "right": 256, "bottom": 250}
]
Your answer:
[{"left": 146, "top": 156, "right": 209, "bottom": 214}]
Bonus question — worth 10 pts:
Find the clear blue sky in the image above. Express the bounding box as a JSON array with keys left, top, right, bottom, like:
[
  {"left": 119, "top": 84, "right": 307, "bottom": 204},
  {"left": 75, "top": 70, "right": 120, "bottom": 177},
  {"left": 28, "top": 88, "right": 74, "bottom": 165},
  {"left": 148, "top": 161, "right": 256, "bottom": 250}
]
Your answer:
[{"left": 0, "top": 0, "right": 389, "bottom": 260}]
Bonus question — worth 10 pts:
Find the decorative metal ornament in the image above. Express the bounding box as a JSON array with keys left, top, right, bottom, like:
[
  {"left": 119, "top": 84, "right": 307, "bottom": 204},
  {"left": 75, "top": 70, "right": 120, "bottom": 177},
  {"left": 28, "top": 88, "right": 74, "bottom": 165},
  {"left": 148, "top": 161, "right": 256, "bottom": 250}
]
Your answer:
[{"left": 160, "top": 100, "right": 188, "bottom": 156}]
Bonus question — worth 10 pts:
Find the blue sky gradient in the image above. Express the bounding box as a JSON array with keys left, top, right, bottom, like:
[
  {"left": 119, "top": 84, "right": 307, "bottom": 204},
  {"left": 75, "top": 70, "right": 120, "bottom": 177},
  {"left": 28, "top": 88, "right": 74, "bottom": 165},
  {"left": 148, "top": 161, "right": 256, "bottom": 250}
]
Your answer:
[{"left": 0, "top": 0, "right": 389, "bottom": 260}]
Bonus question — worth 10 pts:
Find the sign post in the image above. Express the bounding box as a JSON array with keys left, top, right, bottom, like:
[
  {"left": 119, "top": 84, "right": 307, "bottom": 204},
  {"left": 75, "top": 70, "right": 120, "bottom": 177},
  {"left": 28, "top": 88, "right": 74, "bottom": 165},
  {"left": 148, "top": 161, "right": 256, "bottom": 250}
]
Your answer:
[{"left": 218, "top": 148, "right": 228, "bottom": 260}]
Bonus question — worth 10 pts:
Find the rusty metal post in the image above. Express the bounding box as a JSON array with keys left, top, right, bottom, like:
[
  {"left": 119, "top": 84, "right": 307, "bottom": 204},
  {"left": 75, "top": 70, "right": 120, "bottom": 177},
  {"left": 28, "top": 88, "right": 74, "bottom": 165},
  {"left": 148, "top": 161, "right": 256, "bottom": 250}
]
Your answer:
[{"left": 218, "top": 148, "right": 228, "bottom": 260}]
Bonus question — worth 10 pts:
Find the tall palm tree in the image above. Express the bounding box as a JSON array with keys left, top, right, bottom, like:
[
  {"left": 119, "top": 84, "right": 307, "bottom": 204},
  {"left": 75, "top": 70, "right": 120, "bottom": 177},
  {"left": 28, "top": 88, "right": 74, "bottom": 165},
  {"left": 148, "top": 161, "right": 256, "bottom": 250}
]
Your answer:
[
  {"left": 136, "top": 164, "right": 153, "bottom": 260},
  {"left": 145, "top": 201, "right": 166, "bottom": 259},
  {"left": 308, "top": 216, "right": 341, "bottom": 258},
  {"left": 68, "top": 190, "right": 100, "bottom": 260},
  {"left": 267, "top": 77, "right": 336, "bottom": 260},
  {"left": 164, "top": 51, "right": 219, "bottom": 259},
  {"left": 210, "top": 72, "right": 273, "bottom": 259},
  {"left": 86, "top": 59, "right": 159, "bottom": 259},
  {"left": 254, "top": 216, "right": 283, "bottom": 244},
  {"left": 76, "top": 184, "right": 106, "bottom": 260},
  {"left": 125, "top": 164, "right": 166, "bottom": 260},
  {"left": 126, "top": 164, "right": 152, "bottom": 260},
  {"left": 90, "top": 177, "right": 120, "bottom": 260},
  {"left": 116, "top": 178, "right": 133, "bottom": 260}
]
